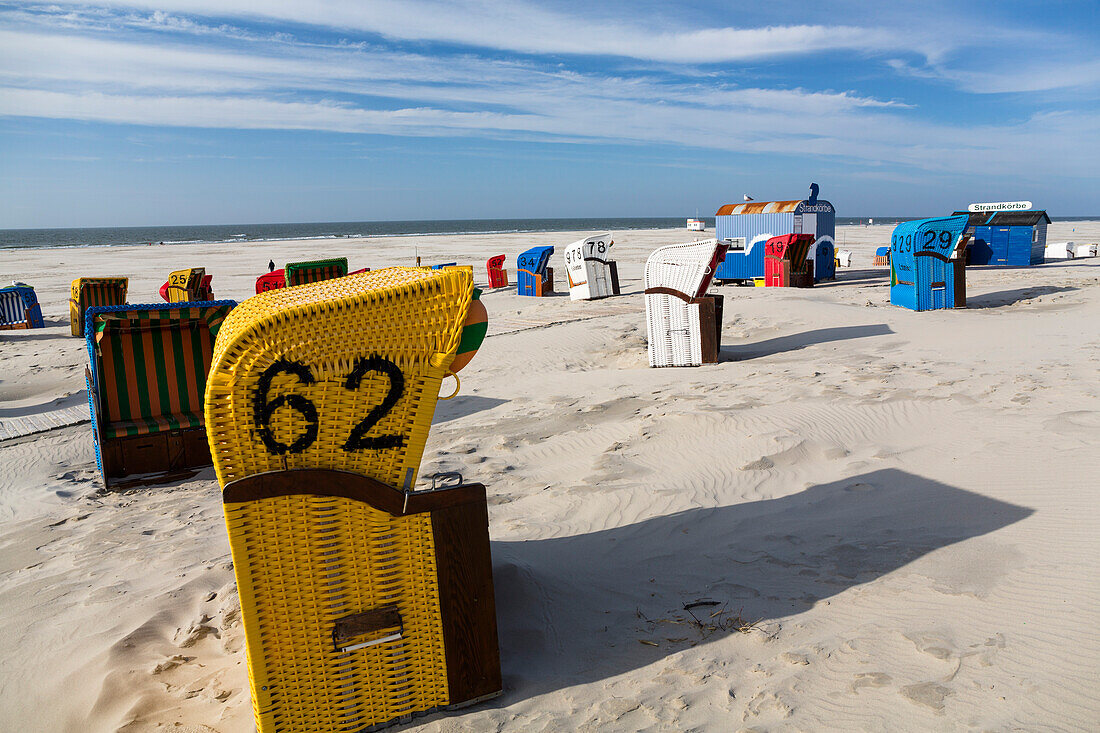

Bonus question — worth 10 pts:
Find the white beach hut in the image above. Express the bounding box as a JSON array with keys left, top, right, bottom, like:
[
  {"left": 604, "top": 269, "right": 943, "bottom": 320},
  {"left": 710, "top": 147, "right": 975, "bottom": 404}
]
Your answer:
[
  {"left": 644, "top": 239, "right": 728, "bottom": 367},
  {"left": 563, "top": 232, "right": 621, "bottom": 301},
  {"left": 1044, "top": 242, "right": 1075, "bottom": 259}
]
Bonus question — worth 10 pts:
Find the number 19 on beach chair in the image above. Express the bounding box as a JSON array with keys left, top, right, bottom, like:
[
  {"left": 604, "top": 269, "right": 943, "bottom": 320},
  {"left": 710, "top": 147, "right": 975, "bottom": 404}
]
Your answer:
[
  {"left": 563, "top": 233, "right": 621, "bottom": 301},
  {"left": 644, "top": 239, "right": 729, "bottom": 367},
  {"left": 204, "top": 268, "right": 500, "bottom": 732},
  {"left": 764, "top": 234, "right": 815, "bottom": 288},
  {"left": 70, "top": 277, "right": 128, "bottom": 336},
  {"left": 85, "top": 301, "right": 236, "bottom": 487},
  {"left": 0, "top": 284, "right": 44, "bottom": 330}
]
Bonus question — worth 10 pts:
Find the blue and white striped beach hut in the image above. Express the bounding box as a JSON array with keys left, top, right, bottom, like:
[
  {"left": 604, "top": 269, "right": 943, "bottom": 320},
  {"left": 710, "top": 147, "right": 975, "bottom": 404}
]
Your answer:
[{"left": 714, "top": 183, "right": 836, "bottom": 283}]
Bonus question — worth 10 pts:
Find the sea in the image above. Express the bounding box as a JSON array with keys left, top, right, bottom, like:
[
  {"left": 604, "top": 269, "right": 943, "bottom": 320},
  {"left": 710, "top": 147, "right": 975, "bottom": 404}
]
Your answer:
[{"left": 1, "top": 216, "right": 1095, "bottom": 250}]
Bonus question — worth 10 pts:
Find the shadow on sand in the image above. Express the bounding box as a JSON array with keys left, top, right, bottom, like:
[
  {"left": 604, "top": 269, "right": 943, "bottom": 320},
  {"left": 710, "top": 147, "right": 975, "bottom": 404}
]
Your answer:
[
  {"left": 488, "top": 468, "right": 1032, "bottom": 703},
  {"left": 721, "top": 324, "right": 893, "bottom": 362},
  {"left": 432, "top": 395, "right": 509, "bottom": 424},
  {"left": 966, "top": 286, "right": 1078, "bottom": 309}
]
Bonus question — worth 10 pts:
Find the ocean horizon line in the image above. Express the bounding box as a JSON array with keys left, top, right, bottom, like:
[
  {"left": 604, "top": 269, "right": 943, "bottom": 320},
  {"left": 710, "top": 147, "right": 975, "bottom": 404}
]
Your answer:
[{"left": 2, "top": 214, "right": 1097, "bottom": 251}]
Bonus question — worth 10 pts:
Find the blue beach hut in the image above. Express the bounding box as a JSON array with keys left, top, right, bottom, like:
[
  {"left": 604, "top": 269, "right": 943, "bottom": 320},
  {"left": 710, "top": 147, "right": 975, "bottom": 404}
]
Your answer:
[
  {"left": 953, "top": 210, "right": 1049, "bottom": 266},
  {"left": 517, "top": 245, "right": 554, "bottom": 296},
  {"left": 714, "top": 183, "right": 836, "bottom": 283},
  {"left": 889, "top": 215, "right": 969, "bottom": 311}
]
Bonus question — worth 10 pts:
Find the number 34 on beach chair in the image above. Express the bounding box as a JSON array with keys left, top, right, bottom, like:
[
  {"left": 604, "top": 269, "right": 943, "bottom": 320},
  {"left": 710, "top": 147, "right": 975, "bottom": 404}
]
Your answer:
[{"left": 204, "top": 268, "right": 499, "bottom": 732}]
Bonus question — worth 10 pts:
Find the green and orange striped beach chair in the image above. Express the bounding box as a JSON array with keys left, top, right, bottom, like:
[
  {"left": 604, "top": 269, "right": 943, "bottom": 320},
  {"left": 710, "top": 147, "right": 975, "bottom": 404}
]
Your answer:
[
  {"left": 85, "top": 300, "right": 236, "bottom": 488},
  {"left": 70, "top": 277, "right": 128, "bottom": 336},
  {"left": 285, "top": 257, "right": 348, "bottom": 286}
]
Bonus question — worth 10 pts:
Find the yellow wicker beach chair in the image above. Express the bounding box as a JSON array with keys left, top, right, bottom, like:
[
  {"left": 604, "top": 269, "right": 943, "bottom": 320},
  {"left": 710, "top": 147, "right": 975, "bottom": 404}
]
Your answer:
[
  {"left": 205, "top": 267, "right": 500, "bottom": 732},
  {"left": 161, "top": 267, "right": 213, "bottom": 302},
  {"left": 70, "top": 277, "right": 128, "bottom": 336}
]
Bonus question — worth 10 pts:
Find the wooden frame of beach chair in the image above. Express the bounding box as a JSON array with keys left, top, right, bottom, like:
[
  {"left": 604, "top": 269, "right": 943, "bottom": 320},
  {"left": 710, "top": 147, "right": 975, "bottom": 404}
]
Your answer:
[
  {"left": 516, "top": 245, "right": 554, "bottom": 296},
  {"left": 763, "top": 234, "right": 815, "bottom": 288},
  {"left": 873, "top": 247, "right": 891, "bottom": 267},
  {"left": 70, "top": 277, "right": 128, "bottom": 337},
  {"left": 285, "top": 257, "right": 348, "bottom": 287},
  {"left": 644, "top": 239, "right": 729, "bottom": 367},
  {"left": 84, "top": 300, "right": 236, "bottom": 488},
  {"left": 0, "top": 284, "right": 45, "bottom": 330},
  {"left": 563, "top": 232, "right": 621, "bottom": 301},
  {"left": 160, "top": 267, "right": 212, "bottom": 303},
  {"left": 486, "top": 255, "right": 509, "bottom": 288},
  {"left": 204, "top": 268, "right": 501, "bottom": 732}
]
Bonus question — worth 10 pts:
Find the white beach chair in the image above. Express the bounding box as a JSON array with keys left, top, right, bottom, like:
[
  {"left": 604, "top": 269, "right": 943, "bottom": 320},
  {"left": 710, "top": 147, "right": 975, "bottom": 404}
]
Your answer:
[
  {"left": 563, "top": 232, "right": 621, "bottom": 301},
  {"left": 1073, "top": 243, "right": 1097, "bottom": 258},
  {"left": 836, "top": 250, "right": 853, "bottom": 268},
  {"left": 644, "top": 239, "right": 728, "bottom": 367},
  {"left": 1044, "top": 242, "right": 1075, "bottom": 259}
]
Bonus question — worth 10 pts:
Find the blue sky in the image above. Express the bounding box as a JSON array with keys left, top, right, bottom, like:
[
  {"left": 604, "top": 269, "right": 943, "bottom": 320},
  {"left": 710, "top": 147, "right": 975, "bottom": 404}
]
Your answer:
[{"left": 0, "top": 0, "right": 1097, "bottom": 227}]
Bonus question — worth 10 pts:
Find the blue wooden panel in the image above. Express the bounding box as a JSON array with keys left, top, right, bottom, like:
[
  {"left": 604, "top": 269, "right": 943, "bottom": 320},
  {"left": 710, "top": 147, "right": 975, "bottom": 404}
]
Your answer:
[
  {"left": 1007, "top": 228, "right": 1033, "bottom": 266},
  {"left": 969, "top": 228, "right": 993, "bottom": 265},
  {"left": 814, "top": 240, "right": 835, "bottom": 281}
]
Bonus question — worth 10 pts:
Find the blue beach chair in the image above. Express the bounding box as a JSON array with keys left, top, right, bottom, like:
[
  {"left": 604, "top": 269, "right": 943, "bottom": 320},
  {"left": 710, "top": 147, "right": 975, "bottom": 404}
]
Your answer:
[
  {"left": 0, "top": 284, "right": 44, "bottom": 330},
  {"left": 889, "top": 215, "right": 969, "bottom": 311},
  {"left": 517, "top": 246, "right": 554, "bottom": 296}
]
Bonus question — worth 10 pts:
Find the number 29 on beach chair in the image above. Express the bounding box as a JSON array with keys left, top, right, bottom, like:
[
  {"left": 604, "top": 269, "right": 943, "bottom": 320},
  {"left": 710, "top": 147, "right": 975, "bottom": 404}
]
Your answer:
[{"left": 204, "top": 267, "right": 499, "bottom": 732}]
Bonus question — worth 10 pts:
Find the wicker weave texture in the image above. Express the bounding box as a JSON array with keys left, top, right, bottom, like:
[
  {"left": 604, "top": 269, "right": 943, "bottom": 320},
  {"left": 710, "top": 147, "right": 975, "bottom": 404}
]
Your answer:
[
  {"left": 205, "top": 267, "right": 474, "bottom": 732},
  {"left": 644, "top": 240, "right": 721, "bottom": 367}
]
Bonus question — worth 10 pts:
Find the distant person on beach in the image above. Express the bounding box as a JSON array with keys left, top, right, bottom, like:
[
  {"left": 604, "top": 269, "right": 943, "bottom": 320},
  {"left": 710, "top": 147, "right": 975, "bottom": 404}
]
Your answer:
[{"left": 268, "top": 260, "right": 275, "bottom": 272}]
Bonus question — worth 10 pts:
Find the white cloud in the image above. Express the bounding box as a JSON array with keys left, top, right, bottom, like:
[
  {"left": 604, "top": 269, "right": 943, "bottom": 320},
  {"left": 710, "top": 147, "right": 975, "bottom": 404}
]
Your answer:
[{"left": 23, "top": 0, "right": 928, "bottom": 63}]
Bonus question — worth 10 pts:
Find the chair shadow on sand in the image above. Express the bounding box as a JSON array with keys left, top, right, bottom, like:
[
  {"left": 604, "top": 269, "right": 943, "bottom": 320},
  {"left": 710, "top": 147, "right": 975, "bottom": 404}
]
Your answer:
[
  {"left": 720, "top": 324, "right": 893, "bottom": 362},
  {"left": 432, "top": 395, "right": 509, "bottom": 424},
  {"left": 486, "top": 469, "right": 1032, "bottom": 704},
  {"left": 965, "top": 286, "right": 1077, "bottom": 309}
]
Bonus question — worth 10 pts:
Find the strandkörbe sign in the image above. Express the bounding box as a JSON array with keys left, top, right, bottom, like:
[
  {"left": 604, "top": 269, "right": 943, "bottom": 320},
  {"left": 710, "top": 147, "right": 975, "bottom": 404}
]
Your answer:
[{"left": 967, "top": 201, "right": 1033, "bottom": 213}]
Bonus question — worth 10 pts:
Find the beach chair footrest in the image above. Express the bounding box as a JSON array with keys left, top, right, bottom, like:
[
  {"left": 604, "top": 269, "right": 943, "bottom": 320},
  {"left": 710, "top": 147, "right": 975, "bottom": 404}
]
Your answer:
[{"left": 100, "top": 427, "right": 212, "bottom": 484}]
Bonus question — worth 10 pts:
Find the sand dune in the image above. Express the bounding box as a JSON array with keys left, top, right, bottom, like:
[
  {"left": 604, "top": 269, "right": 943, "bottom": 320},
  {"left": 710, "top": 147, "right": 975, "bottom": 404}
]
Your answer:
[{"left": 1, "top": 222, "right": 1098, "bottom": 731}]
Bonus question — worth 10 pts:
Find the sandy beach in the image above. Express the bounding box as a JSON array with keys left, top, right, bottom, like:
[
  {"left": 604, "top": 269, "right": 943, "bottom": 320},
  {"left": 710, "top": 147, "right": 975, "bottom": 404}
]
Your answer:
[{"left": 1, "top": 221, "right": 1098, "bottom": 731}]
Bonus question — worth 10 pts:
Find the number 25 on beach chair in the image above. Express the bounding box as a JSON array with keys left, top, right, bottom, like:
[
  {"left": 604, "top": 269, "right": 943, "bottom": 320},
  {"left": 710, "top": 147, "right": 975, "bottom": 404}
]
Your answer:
[
  {"left": 644, "top": 239, "right": 729, "bottom": 367},
  {"left": 70, "top": 277, "right": 128, "bottom": 336},
  {"left": 204, "top": 268, "right": 499, "bottom": 732},
  {"left": 563, "top": 232, "right": 621, "bottom": 301},
  {"left": 516, "top": 245, "right": 554, "bottom": 296},
  {"left": 160, "top": 267, "right": 213, "bottom": 303},
  {"left": 85, "top": 301, "right": 236, "bottom": 487}
]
